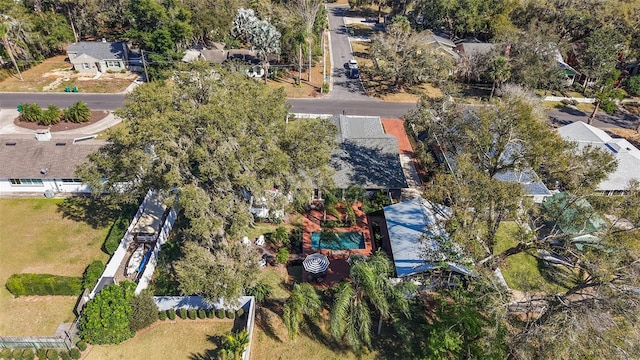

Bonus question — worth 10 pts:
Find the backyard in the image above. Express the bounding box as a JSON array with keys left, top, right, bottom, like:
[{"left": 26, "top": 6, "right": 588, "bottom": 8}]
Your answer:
[
  {"left": 85, "top": 320, "right": 234, "bottom": 359},
  {"left": 0, "top": 199, "right": 111, "bottom": 335}
]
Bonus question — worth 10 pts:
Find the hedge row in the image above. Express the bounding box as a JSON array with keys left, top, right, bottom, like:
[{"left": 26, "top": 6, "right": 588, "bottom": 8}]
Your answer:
[
  {"left": 82, "top": 260, "right": 105, "bottom": 290},
  {"left": 157, "top": 308, "right": 245, "bottom": 321},
  {"left": 0, "top": 348, "right": 81, "bottom": 360},
  {"left": 103, "top": 215, "right": 130, "bottom": 255},
  {"left": 5, "top": 274, "right": 82, "bottom": 297},
  {"left": 19, "top": 102, "right": 91, "bottom": 126}
]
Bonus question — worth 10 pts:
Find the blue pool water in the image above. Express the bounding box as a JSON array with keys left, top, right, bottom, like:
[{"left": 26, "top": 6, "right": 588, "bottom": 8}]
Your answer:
[{"left": 311, "top": 231, "right": 365, "bottom": 250}]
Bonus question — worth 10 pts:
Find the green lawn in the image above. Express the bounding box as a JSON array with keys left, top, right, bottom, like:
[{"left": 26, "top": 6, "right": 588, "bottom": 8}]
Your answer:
[
  {"left": 85, "top": 320, "right": 234, "bottom": 359},
  {"left": 0, "top": 199, "right": 111, "bottom": 335},
  {"left": 495, "top": 222, "right": 567, "bottom": 293}
]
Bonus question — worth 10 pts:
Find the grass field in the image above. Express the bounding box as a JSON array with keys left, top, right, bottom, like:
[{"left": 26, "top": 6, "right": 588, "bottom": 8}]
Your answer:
[
  {"left": 85, "top": 320, "right": 234, "bottom": 360},
  {"left": 0, "top": 199, "right": 111, "bottom": 335},
  {"left": 495, "top": 222, "right": 567, "bottom": 293}
]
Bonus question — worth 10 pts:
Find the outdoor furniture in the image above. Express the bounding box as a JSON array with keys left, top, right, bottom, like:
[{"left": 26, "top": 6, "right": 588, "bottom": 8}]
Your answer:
[{"left": 303, "top": 253, "right": 330, "bottom": 278}]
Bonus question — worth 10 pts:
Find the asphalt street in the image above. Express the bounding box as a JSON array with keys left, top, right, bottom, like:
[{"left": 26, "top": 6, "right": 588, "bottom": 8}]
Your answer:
[{"left": 0, "top": 92, "right": 417, "bottom": 118}]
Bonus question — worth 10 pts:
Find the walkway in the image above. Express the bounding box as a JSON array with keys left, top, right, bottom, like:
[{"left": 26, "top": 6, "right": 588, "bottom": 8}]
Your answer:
[{"left": 381, "top": 118, "right": 423, "bottom": 199}]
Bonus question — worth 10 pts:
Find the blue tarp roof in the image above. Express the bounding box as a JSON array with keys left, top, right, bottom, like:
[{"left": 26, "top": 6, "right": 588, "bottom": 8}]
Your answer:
[{"left": 383, "top": 197, "right": 471, "bottom": 277}]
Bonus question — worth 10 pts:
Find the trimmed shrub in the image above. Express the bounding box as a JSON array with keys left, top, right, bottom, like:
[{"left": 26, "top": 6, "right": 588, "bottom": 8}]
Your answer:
[
  {"left": 0, "top": 349, "right": 11, "bottom": 359},
  {"left": 198, "top": 309, "right": 206, "bottom": 319},
  {"left": 236, "top": 308, "right": 245, "bottom": 318},
  {"left": 68, "top": 349, "right": 80, "bottom": 360},
  {"left": 158, "top": 310, "right": 167, "bottom": 321},
  {"left": 75, "top": 341, "right": 87, "bottom": 352},
  {"left": 275, "top": 248, "right": 289, "bottom": 265},
  {"left": 82, "top": 260, "right": 105, "bottom": 290},
  {"left": 103, "top": 216, "right": 129, "bottom": 255},
  {"left": 11, "top": 349, "right": 23, "bottom": 360},
  {"left": 19, "top": 103, "right": 43, "bottom": 123},
  {"left": 129, "top": 289, "right": 159, "bottom": 331},
  {"left": 23, "top": 349, "right": 35, "bottom": 360},
  {"left": 216, "top": 309, "right": 225, "bottom": 319},
  {"left": 35, "top": 349, "right": 46, "bottom": 360},
  {"left": 5, "top": 274, "right": 82, "bottom": 296},
  {"left": 167, "top": 309, "right": 176, "bottom": 320},
  {"left": 226, "top": 310, "right": 235, "bottom": 319},
  {"left": 62, "top": 101, "right": 91, "bottom": 123},
  {"left": 46, "top": 349, "right": 57, "bottom": 360},
  {"left": 59, "top": 351, "right": 70, "bottom": 360},
  {"left": 178, "top": 308, "right": 187, "bottom": 319},
  {"left": 187, "top": 309, "right": 196, "bottom": 320},
  {"left": 206, "top": 309, "right": 215, "bottom": 318}
]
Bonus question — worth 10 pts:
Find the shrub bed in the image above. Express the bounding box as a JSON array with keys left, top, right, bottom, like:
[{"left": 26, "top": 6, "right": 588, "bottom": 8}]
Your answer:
[
  {"left": 226, "top": 311, "right": 235, "bottom": 319},
  {"left": 206, "top": 309, "right": 214, "bottom": 318},
  {"left": 23, "top": 349, "right": 35, "bottom": 360},
  {"left": 178, "top": 308, "right": 187, "bottom": 319},
  {"left": 158, "top": 310, "right": 167, "bottom": 321},
  {"left": 216, "top": 309, "right": 225, "bottom": 319},
  {"left": 35, "top": 349, "right": 46, "bottom": 360},
  {"left": 187, "top": 309, "right": 196, "bottom": 320},
  {"left": 82, "top": 260, "right": 105, "bottom": 290},
  {"left": 167, "top": 309, "right": 176, "bottom": 320},
  {"left": 46, "top": 349, "right": 57, "bottom": 360},
  {"left": 75, "top": 341, "right": 87, "bottom": 352},
  {"left": 69, "top": 349, "right": 80, "bottom": 360},
  {"left": 198, "top": 309, "right": 206, "bottom": 319},
  {"left": 5, "top": 274, "right": 82, "bottom": 296}
]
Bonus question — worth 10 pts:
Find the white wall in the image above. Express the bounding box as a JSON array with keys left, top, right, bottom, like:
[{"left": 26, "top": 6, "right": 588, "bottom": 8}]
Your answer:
[{"left": 0, "top": 179, "right": 91, "bottom": 194}]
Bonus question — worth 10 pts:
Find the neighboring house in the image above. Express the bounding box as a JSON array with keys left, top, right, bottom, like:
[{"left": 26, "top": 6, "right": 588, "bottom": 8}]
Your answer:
[
  {"left": 0, "top": 135, "right": 104, "bottom": 194},
  {"left": 554, "top": 48, "right": 580, "bottom": 85},
  {"left": 558, "top": 121, "right": 640, "bottom": 194},
  {"left": 323, "top": 115, "right": 408, "bottom": 200},
  {"left": 542, "top": 191, "right": 606, "bottom": 250},
  {"left": 379, "top": 196, "right": 471, "bottom": 278},
  {"left": 420, "top": 32, "right": 459, "bottom": 61},
  {"left": 67, "top": 41, "right": 128, "bottom": 74},
  {"left": 454, "top": 42, "right": 496, "bottom": 61},
  {"left": 183, "top": 43, "right": 274, "bottom": 66}
]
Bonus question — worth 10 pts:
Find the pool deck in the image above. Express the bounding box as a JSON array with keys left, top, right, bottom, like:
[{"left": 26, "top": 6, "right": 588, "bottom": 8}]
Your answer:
[{"left": 302, "top": 202, "right": 373, "bottom": 285}]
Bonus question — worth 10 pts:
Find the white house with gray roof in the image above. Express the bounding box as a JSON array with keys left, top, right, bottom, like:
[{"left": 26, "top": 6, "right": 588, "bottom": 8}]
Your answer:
[
  {"left": 66, "top": 41, "right": 129, "bottom": 74},
  {"left": 558, "top": 121, "right": 640, "bottom": 193},
  {"left": 329, "top": 115, "right": 408, "bottom": 194},
  {"left": 0, "top": 136, "right": 104, "bottom": 194}
]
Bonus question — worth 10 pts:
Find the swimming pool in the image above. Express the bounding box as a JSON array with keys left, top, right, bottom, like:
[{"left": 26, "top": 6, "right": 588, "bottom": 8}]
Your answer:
[{"left": 311, "top": 231, "right": 365, "bottom": 250}]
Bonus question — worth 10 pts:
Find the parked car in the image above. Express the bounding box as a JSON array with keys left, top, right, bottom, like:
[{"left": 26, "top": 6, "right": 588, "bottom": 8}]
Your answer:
[{"left": 348, "top": 68, "right": 360, "bottom": 79}]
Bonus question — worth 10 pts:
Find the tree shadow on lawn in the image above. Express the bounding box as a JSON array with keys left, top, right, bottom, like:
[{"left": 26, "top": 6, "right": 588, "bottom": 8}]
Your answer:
[
  {"left": 56, "top": 196, "right": 122, "bottom": 228},
  {"left": 301, "top": 314, "right": 353, "bottom": 354},
  {"left": 188, "top": 334, "right": 226, "bottom": 360},
  {"left": 255, "top": 299, "right": 285, "bottom": 342}
]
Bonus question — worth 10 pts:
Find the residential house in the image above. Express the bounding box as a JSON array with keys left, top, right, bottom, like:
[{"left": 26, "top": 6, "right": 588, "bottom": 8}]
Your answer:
[
  {"left": 0, "top": 135, "right": 104, "bottom": 194},
  {"left": 379, "top": 196, "right": 471, "bottom": 279},
  {"left": 558, "top": 121, "right": 640, "bottom": 194},
  {"left": 542, "top": 191, "right": 606, "bottom": 251},
  {"left": 322, "top": 115, "right": 408, "bottom": 200},
  {"left": 421, "top": 32, "right": 459, "bottom": 61},
  {"left": 67, "top": 41, "right": 129, "bottom": 74}
]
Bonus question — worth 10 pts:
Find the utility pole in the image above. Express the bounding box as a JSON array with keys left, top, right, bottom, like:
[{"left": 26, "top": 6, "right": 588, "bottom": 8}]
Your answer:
[
  {"left": 298, "top": 44, "right": 302, "bottom": 85},
  {"left": 141, "top": 49, "right": 149, "bottom": 82},
  {"left": 1, "top": 23, "right": 22, "bottom": 81},
  {"left": 322, "top": 31, "right": 326, "bottom": 87},
  {"left": 308, "top": 38, "right": 312, "bottom": 83}
]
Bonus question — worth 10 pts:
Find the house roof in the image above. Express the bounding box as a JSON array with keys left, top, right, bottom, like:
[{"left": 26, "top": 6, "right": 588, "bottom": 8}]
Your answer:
[
  {"left": 67, "top": 41, "right": 126, "bottom": 61},
  {"left": 558, "top": 121, "right": 640, "bottom": 191},
  {"left": 423, "top": 33, "right": 456, "bottom": 48},
  {"left": 542, "top": 192, "right": 606, "bottom": 241},
  {"left": 455, "top": 42, "right": 496, "bottom": 58},
  {"left": 493, "top": 168, "right": 552, "bottom": 197},
  {"left": 383, "top": 197, "right": 470, "bottom": 277},
  {"left": 0, "top": 137, "right": 105, "bottom": 179},
  {"left": 330, "top": 115, "right": 407, "bottom": 189}
]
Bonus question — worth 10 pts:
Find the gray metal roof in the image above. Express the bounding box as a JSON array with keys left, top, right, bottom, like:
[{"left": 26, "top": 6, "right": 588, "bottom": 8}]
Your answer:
[
  {"left": 558, "top": 121, "right": 640, "bottom": 191},
  {"left": 383, "top": 197, "right": 470, "bottom": 277},
  {"left": 0, "top": 137, "right": 105, "bottom": 178},
  {"left": 67, "top": 41, "right": 126, "bottom": 61},
  {"left": 493, "top": 168, "right": 552, "bottom": 197},
  {"left": 330, "top": 115, "right": 408, "bottom": 189}
]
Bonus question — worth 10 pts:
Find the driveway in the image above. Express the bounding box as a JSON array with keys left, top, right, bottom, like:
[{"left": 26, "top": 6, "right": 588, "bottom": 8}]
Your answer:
[{"left": 326, "top": 4, "right": 373, "bottom": 101}]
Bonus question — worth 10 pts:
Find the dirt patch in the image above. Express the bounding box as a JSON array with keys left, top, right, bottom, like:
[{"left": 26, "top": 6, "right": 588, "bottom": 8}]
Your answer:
[{"left": 13, "top": 111, "right": 110, "bottom": 132}]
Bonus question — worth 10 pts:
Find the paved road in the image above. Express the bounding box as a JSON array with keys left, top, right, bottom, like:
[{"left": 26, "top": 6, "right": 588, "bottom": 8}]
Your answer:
[
  {"left": 325, "top": 4, "right": 371, "bottom": 101},
  {"left": 0, "top": 92, "right": 417, "bottom": 118},
  {"left": 548, "top": 108, "right": 639, "bottom": 130}
]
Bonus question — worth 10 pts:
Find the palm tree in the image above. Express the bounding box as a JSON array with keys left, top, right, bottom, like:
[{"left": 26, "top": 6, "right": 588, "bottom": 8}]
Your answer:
[
  {"left": 330, "top": 251, "right": 413, "bottom": 351},
  {"left": 221, "top": 329, "right": 250, "bottom": 360},
  {"left": 283, "top": 283, "right": 321, "bottom": 340},
  {"left": 488, "top": 56, "right": 510, "bottom": 100}
]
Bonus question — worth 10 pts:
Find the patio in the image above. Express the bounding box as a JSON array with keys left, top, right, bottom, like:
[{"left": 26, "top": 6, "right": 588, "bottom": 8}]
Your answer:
[{"left": 301, "top": 202, "right": 374, "bottom": 285}]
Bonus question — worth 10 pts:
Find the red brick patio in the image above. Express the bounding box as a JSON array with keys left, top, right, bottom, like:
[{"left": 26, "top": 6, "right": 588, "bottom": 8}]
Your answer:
[{"left": 301, "top": 202, "right": 374, "bottom": 286}]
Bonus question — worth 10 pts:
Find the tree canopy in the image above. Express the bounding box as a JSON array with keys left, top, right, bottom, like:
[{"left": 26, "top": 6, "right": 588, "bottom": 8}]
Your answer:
[
  {"left": 78, "top": 281, "right": 136, "bottom": 344},
  {"left": 78, "top": 64, "right": 336, "bottom": 243}
]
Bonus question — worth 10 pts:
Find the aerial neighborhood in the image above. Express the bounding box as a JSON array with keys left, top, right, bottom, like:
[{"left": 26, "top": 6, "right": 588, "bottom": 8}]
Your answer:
[{"left": 2, "top": 0, "right": 640, "bottom": 359}]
